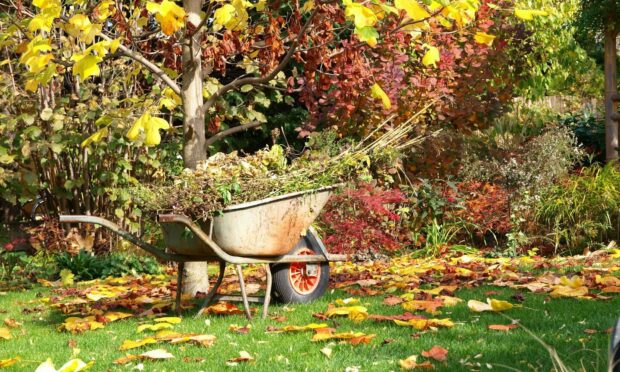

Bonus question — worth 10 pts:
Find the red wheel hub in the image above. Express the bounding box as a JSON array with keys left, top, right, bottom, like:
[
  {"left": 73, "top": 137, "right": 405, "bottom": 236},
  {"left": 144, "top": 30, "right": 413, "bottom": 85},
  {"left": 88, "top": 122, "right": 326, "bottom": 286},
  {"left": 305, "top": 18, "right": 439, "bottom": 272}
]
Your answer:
[{"left": 288, "top": 247, "right": 321, "bottom": 295}]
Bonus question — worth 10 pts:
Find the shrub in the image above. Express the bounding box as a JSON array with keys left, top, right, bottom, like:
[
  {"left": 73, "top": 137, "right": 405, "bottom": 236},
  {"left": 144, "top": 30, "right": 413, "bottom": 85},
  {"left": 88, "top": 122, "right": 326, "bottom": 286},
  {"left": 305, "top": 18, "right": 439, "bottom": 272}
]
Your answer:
[
  {"left": 560, "top": 112, "right": 605, "bottom": 163},
  {"left": 444, "top": 182, "right": 512, "bottom": 244},
  {"left": 55, "top": 251, "right": 163, "bottom": 281},
  {"left": 459, "top": 125, "right": 585, "bottom": 191},
  {"left": 319, "top": 183, "right": 409, "bottom": 255},
  {"left": 534, "top": 163, "right": 620, "bottom": 252}
]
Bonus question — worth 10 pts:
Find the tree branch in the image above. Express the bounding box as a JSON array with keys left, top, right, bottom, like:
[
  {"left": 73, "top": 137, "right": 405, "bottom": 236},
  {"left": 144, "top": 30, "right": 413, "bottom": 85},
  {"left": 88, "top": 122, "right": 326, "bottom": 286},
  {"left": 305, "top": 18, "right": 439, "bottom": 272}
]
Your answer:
[
  {"left": 202, "top": 9, "right": 318, "bottom": 115},
  {"left": 99, "top": 34, "right": 182, "bottom": 96},
  {"left": 204, "top": 121, "right": 262, "bottom": 148},
  {"left": 58, "top": 14, "right": 181, "bottom": 96}
]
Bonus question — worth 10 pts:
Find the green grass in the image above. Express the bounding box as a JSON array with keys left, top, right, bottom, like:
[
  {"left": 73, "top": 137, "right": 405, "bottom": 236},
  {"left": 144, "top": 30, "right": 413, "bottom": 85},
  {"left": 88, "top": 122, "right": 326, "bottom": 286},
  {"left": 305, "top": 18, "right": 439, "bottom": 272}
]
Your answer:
[{"left": 0, "top": 283, "right": 617, "bottom": 371}]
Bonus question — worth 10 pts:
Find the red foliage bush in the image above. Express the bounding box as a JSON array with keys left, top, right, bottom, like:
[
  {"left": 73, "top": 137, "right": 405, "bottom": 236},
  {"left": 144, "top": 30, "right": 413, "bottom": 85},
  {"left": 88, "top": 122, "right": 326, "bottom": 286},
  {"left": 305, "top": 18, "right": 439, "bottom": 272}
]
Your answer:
[
  {"left": 319, "top": 183, "right": 410, "bottom": 254},
  {"left": 444, "top": 182, "right": 511, "bottom": 237}
]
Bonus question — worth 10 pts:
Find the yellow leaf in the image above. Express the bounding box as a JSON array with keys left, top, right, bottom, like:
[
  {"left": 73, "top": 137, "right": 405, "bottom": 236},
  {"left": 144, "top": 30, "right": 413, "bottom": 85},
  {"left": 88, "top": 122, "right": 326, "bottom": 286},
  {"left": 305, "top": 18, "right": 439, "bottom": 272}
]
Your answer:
[
  {"left": 0, "top": 327, "right": 12, "bottom": 340},
  {"left": 394, "top": 0, "right": 430, "bottom": 21},
  {"left": 354, "top": 26, "right": 379, "bottom": 47},
  {"left": 399, "top": 355, "right": 433, "bottom": 370},
  {"left": 146, "top": 0, "right": 186, "bottom": 35},
  {"left": 550, "top": 285, "right": 589, "bottom": 298},
  {"left": 474, "top": 31, "right": 495, "bottom": 46},
  {"left": 137, "top": 323, "right": 174, "bottom": 333},
  {"left": 144, "top": 116, "right": 170, "bottom": 147},
  {"left": 57, "top": 359, "right": 94, "bottom": 372},
  {"left": 559, "top": 276, "right": 583, "bottom": 289},
  {"left": 422, "top": 46, "right": 439, "bottom": 66},
  {"left": 70, "top": 54, "right": 102, "bottom": 80},
  {"left": 60, "top": 269, "right": 75, "bottom": 286},
  {"left": 127, "top": 113, "right": 149, "bottom": 141},
  {"left": 81, "top": 127, "right": 109, "bottom": 148},
  {"left": 335, "top": 298, "right": 359, "bottom": 306},
  {"left": 370, "top": 83, "right": 391, "bottom": 109},
  {"left": 394, "top": 318, "right": 453, "bottom": 330},
  {"left": 154, "top": 317, "right": 182, "bottom": 324},
  {"left": 0, "top": 357, "right": 20, "bottom": 368},
  {"left": 489, "top": 298, "right": 513, "bottom": 311},
  {"left": 270, "top": 323, "right": 328, "bottom": 333},
  {"left": 119, "top": 337, "right": 158, "bottom": 351},
  {"left": 94, "top": 1, "right": 116, "bottom": 22},
  {"left": 514, "top": 8, "right": 548, "bottom": 21},
  {"left": 344, "top": 0, "right": 378, "bottom": 28},
  {"left": 300, "top": 0, "right": 314, "bottom": 13},
  {"left": 324, "top": 305, "right": 368, "bottom": 321},
  {"left": 29, "top": 4, "right": 62, "bottom": 33},
  {"left": 214, "top": 4, "right": 237, "bottom": 27},
  {"left": 102, "top": 312, "right": 132, "bottom": 322}
]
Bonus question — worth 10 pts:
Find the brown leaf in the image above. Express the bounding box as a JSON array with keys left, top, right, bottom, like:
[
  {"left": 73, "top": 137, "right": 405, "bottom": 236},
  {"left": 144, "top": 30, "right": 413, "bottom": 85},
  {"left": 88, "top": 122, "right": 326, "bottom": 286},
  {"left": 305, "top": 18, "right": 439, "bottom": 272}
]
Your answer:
[
  {"left": 201, "top": 302, "right": 245, "bottom": 316},
  {"left": 383, "top": 295, "right": 404, "bottom": 306},
  {"left": 488, "top": 324, "right": 518, "bottom": 332},
  {"left": 67, "top": 339, "right": 78, "bottom": 348},
  {"left": 421, "top": 345, "right": 448, "bottom": 362},
  {"left": 369, "top": 312, "right": 424, "bottom": 322},
  {"left": 3, "top": 318, "right": 21, "bottom": 329},
  {"left": 583, "top": 329, "right": 597, "bottom": 334}
]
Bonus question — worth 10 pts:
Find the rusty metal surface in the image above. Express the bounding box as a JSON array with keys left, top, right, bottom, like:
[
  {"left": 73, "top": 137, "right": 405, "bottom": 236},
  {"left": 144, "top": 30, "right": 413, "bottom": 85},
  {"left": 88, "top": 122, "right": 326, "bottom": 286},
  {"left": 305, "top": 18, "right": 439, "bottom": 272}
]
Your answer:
[{"left": 211, "top": 189, "right": 332, "bottom": 257}]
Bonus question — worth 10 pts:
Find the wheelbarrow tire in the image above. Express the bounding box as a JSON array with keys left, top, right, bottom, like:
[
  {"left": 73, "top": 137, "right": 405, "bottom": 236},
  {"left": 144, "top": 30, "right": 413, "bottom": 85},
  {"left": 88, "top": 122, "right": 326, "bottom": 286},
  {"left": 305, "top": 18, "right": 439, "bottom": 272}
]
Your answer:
[{"left": 270, "top": 239, "right": 329, "bottom": 304}]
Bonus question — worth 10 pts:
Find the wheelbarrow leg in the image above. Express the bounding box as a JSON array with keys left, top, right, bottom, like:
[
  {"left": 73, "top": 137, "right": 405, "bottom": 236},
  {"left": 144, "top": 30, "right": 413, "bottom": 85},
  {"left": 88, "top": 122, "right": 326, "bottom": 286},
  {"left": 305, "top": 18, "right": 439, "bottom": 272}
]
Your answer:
[
  {"left": 175, "top": 261, "right": 185, "bottom": 315},
  {"left": 196, "top": 261, "right": 226, "bottom": 317},
  {"left": 262, "top": 264, "right": 272, "bottom": 320},
  {"left": 236, "top": 264, "right": 252, "bottom": 320}
]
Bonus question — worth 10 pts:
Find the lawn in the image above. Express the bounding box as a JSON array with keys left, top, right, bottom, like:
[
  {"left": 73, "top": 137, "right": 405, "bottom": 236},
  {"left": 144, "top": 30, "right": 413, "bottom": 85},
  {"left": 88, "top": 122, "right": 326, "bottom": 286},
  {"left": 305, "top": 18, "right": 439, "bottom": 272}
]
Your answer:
[{"left": 1, "top": 253, "right": 619, "bottom": 371}]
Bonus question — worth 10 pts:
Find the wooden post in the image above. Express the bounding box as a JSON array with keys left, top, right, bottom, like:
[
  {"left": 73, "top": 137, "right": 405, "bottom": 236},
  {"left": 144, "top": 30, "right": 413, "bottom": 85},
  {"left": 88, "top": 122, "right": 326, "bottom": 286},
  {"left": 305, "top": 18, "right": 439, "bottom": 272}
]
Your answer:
[{"left": 604, "top": 27, "right": 619, "bottom": 161}]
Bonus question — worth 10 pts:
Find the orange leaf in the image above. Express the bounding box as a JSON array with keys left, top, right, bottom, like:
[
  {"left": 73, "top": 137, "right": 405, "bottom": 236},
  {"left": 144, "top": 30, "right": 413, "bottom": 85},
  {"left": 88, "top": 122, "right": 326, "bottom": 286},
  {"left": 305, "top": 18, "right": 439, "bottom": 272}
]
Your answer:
[
  {"left": 488, "top": 324, "right": 518, "bottom": 332},
  {"left": 421, "top": 345, "right": 448, "bottom": 362}
]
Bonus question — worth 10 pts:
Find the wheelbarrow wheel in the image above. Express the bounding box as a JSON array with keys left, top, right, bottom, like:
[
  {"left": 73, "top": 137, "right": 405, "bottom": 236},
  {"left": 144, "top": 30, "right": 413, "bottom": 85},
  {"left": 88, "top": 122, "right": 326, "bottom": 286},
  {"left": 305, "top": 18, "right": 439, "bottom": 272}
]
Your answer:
[{"left": 270, "top": 238, "right": 329, "bottom": 303}]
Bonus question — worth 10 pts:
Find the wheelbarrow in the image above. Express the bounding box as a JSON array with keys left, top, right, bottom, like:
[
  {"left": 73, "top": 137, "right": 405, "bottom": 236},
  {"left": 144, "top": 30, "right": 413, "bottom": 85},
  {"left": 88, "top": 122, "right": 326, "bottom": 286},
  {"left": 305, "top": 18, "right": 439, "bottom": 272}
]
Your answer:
[{"left": 59, "top": 185, "right": 346, "bottom": 320}]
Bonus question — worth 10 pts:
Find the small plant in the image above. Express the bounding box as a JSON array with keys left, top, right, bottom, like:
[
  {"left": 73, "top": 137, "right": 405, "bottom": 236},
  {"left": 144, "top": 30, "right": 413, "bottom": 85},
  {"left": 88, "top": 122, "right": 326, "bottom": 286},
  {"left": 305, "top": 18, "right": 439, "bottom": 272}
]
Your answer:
[
  {"left": 535, "top": 163, "right": 620, "bottom": 253},
  {"left": 420, "top": 219, "right": 461, "bottom": 257},
  {"left": 55, "top": 251, "right": 163, "bottom": 281}
]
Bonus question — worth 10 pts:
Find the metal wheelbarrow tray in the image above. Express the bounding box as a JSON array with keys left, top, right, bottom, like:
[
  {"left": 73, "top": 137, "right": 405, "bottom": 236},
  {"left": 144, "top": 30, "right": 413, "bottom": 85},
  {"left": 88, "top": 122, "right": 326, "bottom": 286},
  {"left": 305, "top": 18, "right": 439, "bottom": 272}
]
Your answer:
[{"left": 59, "top": 185, "right": 346, "bottom": 319}]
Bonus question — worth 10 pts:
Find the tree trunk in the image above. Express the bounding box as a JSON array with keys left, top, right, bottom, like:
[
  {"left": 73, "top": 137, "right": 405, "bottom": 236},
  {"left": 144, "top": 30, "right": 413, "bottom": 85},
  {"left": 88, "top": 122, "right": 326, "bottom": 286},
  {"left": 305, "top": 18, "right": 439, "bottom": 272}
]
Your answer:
[
  {"left": 604, "top": 28, "right": 618, "bottom": 162},
  {"left": 181, "top": 0, "right": 209, "bottom": 296}
]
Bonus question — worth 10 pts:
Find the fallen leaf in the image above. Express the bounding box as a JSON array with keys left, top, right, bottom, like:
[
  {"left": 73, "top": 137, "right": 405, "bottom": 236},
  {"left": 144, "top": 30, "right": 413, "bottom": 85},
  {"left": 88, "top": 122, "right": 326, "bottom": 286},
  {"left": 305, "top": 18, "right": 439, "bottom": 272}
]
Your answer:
[
  {"left": 312, "top": 331, "right": 376, "bottom": 344},
  {"left": 3, "top": 318, "right": 22, "bottom": 328},
  {"left": 325, "top": 306, "right": 368, "bottom": 322},
  {"left": 154, "top": 317, "right": 182, "bottom": 324},
  {"left": 0, "top": 357, "right": 20, "bottom": 368},
  {"left": 402, "top": 299, "right": 443, "bottom": 314},
  {"left": 467, "top": 298, "right": 512, "bottom": 312},
  {"left": 320, "top": 347, "right": 332, "bottom": 358},
  {"left": 229, "top": 324, "right": 252, "bottom": 334},
  {"left": 583, "top": 329, "right": 597, "bottom": 334},
  {"left": 201, "top": 302, "right": 245, "bottom": 316},
  {"left": 488, "top": 324, "right": 518, "bottom": 332},
  {"left": 140, "top": 349, "right": 174, "bottom": 360},
  {"left": 227, "top": 350, "right": 254, "bottom": 365},
  {"left": 335, "top": 298, "right": 360, "bottom": 306},
  {"left": 137, "top": 323, "right": 174, "bottom": 333},
  {"left": 383, "top": 296, "right": 404, "bottom": 306},
  {"left": 267, "top": 323, "right": 328, "bottom": 333},
  {"left": 0, "top": 327, "right": 12, "bottom": 340},
  {"left": 394, "top": 318, "right": 454, "bottom": 330},
  {"left": 399, "top": 355, "right": 434, "bottom": 370},
  {"left": 421, "top": 345, "right": 448, "bottom": 362},
  {"left": 119, "top": 337, "right": 158, "bottom": 351}
]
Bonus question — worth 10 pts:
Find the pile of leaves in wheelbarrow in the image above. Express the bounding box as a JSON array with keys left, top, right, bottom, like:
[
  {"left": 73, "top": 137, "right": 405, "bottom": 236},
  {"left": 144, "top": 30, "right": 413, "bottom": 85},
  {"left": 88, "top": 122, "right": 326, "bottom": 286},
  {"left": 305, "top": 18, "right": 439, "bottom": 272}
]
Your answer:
[{"left": 133, "top": 119, "right": 423, "bottom": 220}]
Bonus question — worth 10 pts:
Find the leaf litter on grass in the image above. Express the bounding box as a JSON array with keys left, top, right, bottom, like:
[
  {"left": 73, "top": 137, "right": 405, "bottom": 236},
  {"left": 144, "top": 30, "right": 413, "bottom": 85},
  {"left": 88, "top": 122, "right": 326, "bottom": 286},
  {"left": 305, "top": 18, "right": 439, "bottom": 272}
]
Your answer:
[{"left": 26, "top": 249, "right": 620, "bottom": 369}]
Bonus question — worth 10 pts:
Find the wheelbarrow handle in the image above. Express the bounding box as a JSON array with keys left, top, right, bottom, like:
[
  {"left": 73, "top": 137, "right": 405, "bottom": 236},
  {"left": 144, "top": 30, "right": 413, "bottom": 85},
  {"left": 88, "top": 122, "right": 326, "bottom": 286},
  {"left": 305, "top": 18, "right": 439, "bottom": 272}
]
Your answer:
[{"left": 59, "top": 215, "right": 210, "bottom": 262}]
